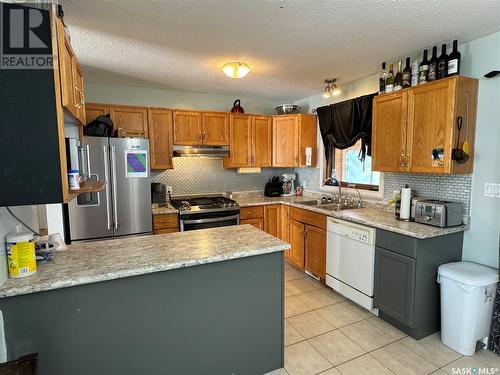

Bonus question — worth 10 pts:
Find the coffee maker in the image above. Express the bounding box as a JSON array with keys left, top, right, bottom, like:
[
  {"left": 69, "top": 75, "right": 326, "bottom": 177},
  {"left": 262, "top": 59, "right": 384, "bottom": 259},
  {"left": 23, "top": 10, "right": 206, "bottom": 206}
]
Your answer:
[{"left": 282, "top": 174, "right": 296, "bottom": 196}]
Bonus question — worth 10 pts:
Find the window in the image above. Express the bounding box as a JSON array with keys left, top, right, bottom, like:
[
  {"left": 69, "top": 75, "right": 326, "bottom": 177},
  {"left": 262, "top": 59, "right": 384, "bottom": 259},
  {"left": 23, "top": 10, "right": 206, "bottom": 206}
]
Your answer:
[{"left": 324, "top": 140, "right": 381, "bottom": 191}]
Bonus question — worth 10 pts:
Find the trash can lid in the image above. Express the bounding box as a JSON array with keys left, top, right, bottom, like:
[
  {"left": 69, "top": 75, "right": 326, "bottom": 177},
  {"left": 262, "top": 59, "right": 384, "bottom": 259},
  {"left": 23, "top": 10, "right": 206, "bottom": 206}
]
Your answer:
[{"left": 438, "top": 261, "right": 498, "bottom": 287}]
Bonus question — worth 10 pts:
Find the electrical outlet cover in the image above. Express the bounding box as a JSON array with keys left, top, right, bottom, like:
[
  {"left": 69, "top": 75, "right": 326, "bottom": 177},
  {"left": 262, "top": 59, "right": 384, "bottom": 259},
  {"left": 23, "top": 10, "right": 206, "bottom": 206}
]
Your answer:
[{"left": 166, "top": 186, "right": 173, "bottom": 194}]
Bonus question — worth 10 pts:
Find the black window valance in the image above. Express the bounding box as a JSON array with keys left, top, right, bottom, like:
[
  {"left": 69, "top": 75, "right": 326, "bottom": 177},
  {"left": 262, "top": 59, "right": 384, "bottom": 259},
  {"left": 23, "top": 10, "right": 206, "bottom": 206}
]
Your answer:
[{"left": 316, "top": 93, "right": 377, "bottom": 168}]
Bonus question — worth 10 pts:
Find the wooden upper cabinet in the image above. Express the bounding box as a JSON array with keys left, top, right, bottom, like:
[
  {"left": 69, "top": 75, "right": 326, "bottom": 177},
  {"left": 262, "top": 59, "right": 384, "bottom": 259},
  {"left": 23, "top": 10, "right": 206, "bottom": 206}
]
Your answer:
[
  {"left": 56, "top": 18, "right": 85, "bottom": 125},
  {"left": 406, "top": 80, "right": 455, "bottom": 173},
  {"left": 110, "top": 106, "right": 148, "bottom": 138},
  {"left": 173, "top": 111, "right": 203, "bottom": 145},
  {"left": 272, "top": 114, "right": 317, "bottom": 167},
  {"left": 372, "top": 92, "right": 407, "bottom": 172},
  {"left": 372, "top": 76, "right": 478, "bottom": 174},
  {"left": 202, "top": 112, "right": 229, "bottom": 145},
  {"left": 85, "top": 103, "right": 110, "bottom": 125},
  {"left": 252, "top": 116, "right": 272, "bottom": 167},
  {"left": 148, "top": 109, "right": 173, "bottom": 170},
  {"left": 304, "top": 224, "right": 326, "bottom": 280},
  {"left": 224, "top": 114, "right": 252, "bottom": 167},
  {"left": 273, "top": 115, "right": 298, "bottom": 167}
]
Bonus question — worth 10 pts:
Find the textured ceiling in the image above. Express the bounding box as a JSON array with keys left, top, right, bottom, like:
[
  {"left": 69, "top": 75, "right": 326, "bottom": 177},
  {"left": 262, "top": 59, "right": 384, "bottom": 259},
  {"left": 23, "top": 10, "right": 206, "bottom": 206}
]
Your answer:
[{"left": 61, "top": 0, "right": 500, "bottom": 100}]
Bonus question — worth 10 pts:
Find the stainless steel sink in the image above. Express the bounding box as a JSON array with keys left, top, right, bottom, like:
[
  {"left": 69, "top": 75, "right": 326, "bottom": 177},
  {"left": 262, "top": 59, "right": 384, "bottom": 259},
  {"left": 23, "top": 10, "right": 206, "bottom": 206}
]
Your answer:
[
  {"left": 296, "top": 200, "right": 361, "bottom": 211},
  {"left": 295, "top": 200, "right": 320, "bottom": 206}
]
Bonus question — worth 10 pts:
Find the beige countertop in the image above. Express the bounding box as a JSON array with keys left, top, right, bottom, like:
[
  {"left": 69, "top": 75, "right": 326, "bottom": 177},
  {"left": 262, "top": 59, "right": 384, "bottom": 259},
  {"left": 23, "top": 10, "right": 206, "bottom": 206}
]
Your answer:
[
  {"left": 0, "top": 225, "right": 289, "bottom": 299},
  {"left": 150, "top": 193, "right": 467, "bottom": 239}
]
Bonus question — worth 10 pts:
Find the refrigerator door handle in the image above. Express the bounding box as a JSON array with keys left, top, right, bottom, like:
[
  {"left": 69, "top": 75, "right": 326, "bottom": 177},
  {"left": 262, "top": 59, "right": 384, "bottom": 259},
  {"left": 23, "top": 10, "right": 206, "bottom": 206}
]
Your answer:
[
  {"left": 111, "top": 145, "right": 119, "bottom": 230},
  {"left": 86, "top": 144, "right": 91, "bottom": 179},
  {"left": 103, "top": 145, "right": 111, "bottom": 231}
]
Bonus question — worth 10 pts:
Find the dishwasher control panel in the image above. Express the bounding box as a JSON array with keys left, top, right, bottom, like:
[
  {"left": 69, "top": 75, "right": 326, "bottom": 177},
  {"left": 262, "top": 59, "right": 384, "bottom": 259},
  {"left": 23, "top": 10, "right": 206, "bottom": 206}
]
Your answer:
[{"left": 327, "top": 218, "right": 375, "bottom": 246}]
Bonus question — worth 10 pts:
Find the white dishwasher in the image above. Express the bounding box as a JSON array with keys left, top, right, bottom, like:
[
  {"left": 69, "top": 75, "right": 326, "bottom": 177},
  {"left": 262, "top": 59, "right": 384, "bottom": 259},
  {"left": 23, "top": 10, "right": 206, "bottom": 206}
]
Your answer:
[{"left": 326, "top": 217, "right": 377, "bottom": 311}]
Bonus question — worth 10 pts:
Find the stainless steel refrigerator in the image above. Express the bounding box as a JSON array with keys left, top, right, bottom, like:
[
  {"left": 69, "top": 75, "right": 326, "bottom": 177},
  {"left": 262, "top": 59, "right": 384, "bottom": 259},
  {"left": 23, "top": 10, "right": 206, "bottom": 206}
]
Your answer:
[{"left": 67, "top": 137, "right": 152, "bottom": 241}]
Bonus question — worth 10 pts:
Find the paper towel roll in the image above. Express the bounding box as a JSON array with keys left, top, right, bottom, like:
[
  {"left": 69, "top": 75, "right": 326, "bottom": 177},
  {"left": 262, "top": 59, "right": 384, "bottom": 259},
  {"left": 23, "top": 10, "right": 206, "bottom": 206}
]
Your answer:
[{"left": 400, "top": 185, "right": 412, "bottom": 220}]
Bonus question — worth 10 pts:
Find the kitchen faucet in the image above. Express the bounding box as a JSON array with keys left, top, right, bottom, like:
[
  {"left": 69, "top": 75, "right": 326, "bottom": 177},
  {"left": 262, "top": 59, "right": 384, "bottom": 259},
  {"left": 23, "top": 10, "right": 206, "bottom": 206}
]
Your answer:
[{"left": 347, "top": 184, "right": 363, "bottom": 208}]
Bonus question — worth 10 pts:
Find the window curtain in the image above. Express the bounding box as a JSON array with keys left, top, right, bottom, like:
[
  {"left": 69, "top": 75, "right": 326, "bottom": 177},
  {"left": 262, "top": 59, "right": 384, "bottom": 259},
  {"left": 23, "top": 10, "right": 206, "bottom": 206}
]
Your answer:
[
  {"left": 488, "top": 240, "right": 500, "bottom": 354},
  {"left": 317, "top": 93, "right": 377, "bottom": 178}
]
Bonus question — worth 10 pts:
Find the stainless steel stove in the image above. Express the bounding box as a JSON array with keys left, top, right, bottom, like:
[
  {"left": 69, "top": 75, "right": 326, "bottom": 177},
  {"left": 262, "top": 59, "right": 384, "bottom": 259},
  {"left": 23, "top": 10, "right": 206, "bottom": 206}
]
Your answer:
[{"left": 170, "top": 196, "right": 240, "bottom": 231}]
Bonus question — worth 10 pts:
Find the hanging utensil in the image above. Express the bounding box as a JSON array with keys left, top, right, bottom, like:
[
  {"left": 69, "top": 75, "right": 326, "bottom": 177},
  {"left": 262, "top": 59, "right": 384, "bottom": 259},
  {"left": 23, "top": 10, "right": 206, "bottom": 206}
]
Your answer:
[
  {"left": 451, "top": 116, "right": 470, "bottom": 164},
  {"left": 462, "top": 92, "right": 470, "bottom": 155},
  {"left": 484, "top": 70, "right": 500, "bottom": 78}
]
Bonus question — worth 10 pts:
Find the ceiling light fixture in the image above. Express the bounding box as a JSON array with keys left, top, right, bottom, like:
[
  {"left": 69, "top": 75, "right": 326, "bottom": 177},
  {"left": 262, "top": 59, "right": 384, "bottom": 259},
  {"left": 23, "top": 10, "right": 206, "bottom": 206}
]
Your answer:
[
  {"left": 323, "top": 79, "right": 341, "bottom": 98},
  {"left": 222, "top": 62, "right": 251, "bottom": 78}
]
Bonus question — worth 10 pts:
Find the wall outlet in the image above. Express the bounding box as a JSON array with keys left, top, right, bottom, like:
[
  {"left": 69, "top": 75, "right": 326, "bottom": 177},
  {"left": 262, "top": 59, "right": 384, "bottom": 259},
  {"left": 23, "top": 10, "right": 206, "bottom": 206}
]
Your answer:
[
  {"left": 166, "top": 186, "right": 173, "bottom": 195},
  {"left": 484, "top": 183, "right": 500, "bottom": 198}
]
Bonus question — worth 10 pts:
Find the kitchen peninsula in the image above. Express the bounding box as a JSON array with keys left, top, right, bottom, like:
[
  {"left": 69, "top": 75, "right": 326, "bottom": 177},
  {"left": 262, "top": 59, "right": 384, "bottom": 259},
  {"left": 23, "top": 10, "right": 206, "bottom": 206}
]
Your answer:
[{"left": 0, "top": 225, "right": 289, "bottom": 375}]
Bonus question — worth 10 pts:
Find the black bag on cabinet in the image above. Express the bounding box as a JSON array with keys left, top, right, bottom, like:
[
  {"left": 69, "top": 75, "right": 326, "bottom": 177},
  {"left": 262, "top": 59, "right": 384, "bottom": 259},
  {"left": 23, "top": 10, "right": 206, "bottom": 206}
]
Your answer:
[{"left": 84, "top": 114, "right": 114, "bottom": 137}]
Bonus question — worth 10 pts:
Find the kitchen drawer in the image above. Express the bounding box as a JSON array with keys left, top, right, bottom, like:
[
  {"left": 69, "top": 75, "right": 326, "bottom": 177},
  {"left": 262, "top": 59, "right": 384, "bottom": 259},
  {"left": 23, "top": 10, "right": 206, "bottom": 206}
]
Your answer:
[
  {"left": 153, "top": 214, "right": 179, "bottom": 230},
  {"left": 154, "top": 228, "right": 179, "bottom": 235},
  {"left": 290, "top": 207, "right": 326, "bottom": 230},
  {"left": 376, "top": 229, "right": 417, "bottom": 258},
  {"left": 240, "top": 206, "right": 264, "bottom": 220}
]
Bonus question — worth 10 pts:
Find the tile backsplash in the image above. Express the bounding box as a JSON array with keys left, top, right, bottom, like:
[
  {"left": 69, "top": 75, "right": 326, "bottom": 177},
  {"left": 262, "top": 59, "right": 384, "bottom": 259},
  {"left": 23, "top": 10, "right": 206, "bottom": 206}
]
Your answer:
[
  {"left": 294, "top": 167, "right": 472, "bottom": 216},
  {"left": 383, "top": 173, "right": 472, "bottom": 216},
  {"left": 152, "top": 157, "right": 292, "bottom": 195}
]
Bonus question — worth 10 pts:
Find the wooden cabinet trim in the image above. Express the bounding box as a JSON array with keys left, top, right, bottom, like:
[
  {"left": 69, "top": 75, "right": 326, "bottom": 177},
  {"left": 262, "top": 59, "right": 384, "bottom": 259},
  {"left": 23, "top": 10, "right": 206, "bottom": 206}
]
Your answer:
[{"left": 290, "top": 207, "right": 327, "bottom": 230}]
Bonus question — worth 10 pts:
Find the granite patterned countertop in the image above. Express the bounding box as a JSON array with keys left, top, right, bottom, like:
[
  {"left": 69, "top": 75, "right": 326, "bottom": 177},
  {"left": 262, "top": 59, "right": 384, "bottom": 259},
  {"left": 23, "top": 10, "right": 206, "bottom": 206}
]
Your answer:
[
  {"left": 151, "top": 202, "right": 178, "bottom": 215},
  {"left": 234, "top": 194, "right": 468, "bottom": 239},
  {"left": 0, "top": 225, "right": 289, "bottom": 299}
]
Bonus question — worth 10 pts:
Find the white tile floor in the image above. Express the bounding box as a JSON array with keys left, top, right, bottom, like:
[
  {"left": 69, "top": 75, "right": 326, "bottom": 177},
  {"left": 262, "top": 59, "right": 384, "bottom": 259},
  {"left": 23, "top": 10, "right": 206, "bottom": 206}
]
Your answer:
[{"left": 276, "top": 262, "right": 500, "bottom": 375}]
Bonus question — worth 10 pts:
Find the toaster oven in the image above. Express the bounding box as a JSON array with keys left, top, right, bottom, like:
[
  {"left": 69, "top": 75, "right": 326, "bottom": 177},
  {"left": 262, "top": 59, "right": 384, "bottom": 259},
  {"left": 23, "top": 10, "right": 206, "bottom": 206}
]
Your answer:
[{"left": 414, "top": 200, "right": 463, "bottom": 227}]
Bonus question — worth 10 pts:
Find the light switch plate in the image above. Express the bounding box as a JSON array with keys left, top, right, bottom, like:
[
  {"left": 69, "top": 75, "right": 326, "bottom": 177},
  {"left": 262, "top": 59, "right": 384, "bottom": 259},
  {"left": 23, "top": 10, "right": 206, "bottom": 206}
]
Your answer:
[
  {"left": 166, "top": 186, "right": 173, "bottom": 195},
  {"left": 484, "top": 183, "right": 500, "bottom": 198}
]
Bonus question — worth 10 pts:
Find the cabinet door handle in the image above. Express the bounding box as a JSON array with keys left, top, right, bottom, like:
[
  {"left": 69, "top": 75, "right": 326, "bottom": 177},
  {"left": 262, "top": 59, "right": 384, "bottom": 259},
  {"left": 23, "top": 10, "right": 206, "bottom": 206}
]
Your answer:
[
  {"left": 198, "top": 132, "right": 202, "bottom": 142},
  {"left": 203, "top": 132, "right": 206, "bottom": 142},
  {"left": 399, "top": 154, "right": 404, "bottom": 167},
  {"left": 406, "top": 154, "right": 410, "bottom": 167}
]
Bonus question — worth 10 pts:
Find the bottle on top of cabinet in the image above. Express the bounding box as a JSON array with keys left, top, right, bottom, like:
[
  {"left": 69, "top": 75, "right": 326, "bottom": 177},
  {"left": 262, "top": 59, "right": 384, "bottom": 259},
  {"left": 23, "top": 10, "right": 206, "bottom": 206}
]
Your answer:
[
  {"left": 428, "top": 46, "right": 438, "bottom": 82},
  {"left": 448, "top": 40, "right": 461, "bottom": 76},
  {"left": 418, "top": 50, "right": 429, "bottom": 84},
  {"left": 379, "top": 62, "right": 388, "bottom": 94},
  {"left": 385, "top": 64, "right": 395, "bottom": 93},
  {"left": 411, "top": 58, "right": 421, "bottom": 87},
  {"left": 437, "top": 44, "right": 448, "bottom": 79},
  {"left": 393, "top": 60, "right": 403, "bottom": 91},
  {"left": 402, "top": 57, "right": 412, "bottom": 88}
]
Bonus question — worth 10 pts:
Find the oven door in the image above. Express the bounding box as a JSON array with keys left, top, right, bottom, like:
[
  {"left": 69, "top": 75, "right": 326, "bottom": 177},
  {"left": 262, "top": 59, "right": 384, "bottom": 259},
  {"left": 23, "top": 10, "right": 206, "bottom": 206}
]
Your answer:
[{"left": 180, "top": 210, "right": 240, "bottom": 231}]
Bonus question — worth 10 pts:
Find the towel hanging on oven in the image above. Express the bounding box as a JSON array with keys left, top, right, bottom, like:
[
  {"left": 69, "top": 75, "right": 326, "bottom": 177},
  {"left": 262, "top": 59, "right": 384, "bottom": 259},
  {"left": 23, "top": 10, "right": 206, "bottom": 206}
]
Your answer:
[{"left": 316, "top": 93, "right": 376, "bottom": 164}]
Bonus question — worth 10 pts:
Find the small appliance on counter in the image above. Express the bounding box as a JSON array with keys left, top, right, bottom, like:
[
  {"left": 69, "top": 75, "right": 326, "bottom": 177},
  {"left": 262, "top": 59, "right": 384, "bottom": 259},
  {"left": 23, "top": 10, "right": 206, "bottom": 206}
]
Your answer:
[
  {"left": 151, "top": 183, "right": 166, "bottom": 204},
  {"left": 414, "top": 199, "right": 463, "bottom": 227},
  {"left": 264, "top": 176, "right": 283, "bottom": 197},
  {"left": 282, "top": 174, "right": 296, "bottom": 196}
]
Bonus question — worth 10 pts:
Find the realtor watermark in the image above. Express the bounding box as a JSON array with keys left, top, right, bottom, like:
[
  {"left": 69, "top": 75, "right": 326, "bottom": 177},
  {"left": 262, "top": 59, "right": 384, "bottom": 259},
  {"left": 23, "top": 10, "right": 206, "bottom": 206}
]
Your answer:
[
  {"left": 451, "top": 367, "right": 499, "bottom": 375},
  {"left": 1, "top": 2, "right": 52, "bottom": 69}
]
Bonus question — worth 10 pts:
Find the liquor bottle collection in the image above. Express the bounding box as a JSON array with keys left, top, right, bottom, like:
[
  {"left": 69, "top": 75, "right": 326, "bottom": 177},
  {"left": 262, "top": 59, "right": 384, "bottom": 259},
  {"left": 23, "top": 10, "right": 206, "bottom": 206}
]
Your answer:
[{"left": 379, "top": 39, "right": 461, "bottom": 94}]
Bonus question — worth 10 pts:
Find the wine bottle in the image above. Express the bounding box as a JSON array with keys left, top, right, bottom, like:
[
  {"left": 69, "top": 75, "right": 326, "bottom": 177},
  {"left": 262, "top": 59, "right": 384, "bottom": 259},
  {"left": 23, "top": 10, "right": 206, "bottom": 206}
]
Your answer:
[
  {"left": 379, "top": 62, "right": 387, "bottom": 94},
  {"left": 411, "top": 58, "right": 420, "bottom": 87},
  {"left": 448, "top": 40, "right": 461, "bottom": 76},
  {"left": 418, "top": 50, "right": 429, "bottom": 84},
  {"left": 385, "top": 63, "right": 395, "bottom": 93},
  {"left": 428, "top": 46, "right": 438, "bottom": 81},
  {"left": 402, "top": 57, "right": 411, "bottom": 88},
  {"left": 437, "top": 44, "right": 448, "bottom": 79},
  {"left": 394, "top": 60, "right": 403, "bottom": 91}
]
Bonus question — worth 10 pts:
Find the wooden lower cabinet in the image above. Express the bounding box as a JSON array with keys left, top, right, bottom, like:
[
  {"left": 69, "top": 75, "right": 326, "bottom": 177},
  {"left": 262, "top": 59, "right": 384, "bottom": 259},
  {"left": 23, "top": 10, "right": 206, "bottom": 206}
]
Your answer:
[
  {"left": 264, "top": 205, "right": 281, "bottom": 237},
  {"left": 304, "top": 225, "right": 326, "bottom": 280},
  {"left": 290, "top": 220, "right": 305, "bottom": 269},
  {"left": 288, "top": 208, "right": 327, "bottom": 281},
  {"left": 240, "top": 218, "right": 263, "bottom": 230},
  {"left": 153, "top": 214, "right": 179, "bottom": 234}
]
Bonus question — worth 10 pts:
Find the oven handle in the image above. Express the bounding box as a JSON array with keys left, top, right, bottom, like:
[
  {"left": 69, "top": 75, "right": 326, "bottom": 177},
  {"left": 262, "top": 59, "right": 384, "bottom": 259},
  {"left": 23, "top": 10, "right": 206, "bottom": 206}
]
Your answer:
[{"left": 182, "top": 214, "right": 240, "bottom": 225}]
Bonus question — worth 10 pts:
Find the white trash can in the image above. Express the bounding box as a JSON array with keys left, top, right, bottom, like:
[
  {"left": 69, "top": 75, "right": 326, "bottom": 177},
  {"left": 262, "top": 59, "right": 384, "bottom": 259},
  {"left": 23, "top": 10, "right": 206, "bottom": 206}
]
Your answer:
[{"left": 437, "top": 261, "right": 498, "bottom": 356}]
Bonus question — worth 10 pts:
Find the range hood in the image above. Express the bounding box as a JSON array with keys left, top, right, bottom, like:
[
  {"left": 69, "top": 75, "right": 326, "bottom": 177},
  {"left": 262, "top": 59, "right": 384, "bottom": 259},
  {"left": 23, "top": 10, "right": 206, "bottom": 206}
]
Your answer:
[{"left": 173, "top": 145, "right": 229, "bottom": 158}]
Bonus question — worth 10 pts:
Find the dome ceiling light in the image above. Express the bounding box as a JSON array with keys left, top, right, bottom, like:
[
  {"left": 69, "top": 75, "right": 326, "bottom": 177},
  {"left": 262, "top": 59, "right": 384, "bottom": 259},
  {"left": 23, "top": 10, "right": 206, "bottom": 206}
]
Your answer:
[
  {"left": 222, "top": 62, "right": 251, "bottom": 78},
  {"left": 323, "top": 79, "right": 341, "bottom": 98}
]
